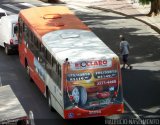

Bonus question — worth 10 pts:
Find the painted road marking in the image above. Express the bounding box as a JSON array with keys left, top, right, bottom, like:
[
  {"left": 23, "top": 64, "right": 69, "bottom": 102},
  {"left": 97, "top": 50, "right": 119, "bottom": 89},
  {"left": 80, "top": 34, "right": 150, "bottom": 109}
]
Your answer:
[
  {"left": 67, "top": 4, "right": 93, "bottom": 13},
  {"left": 5, "top": 10, "right": 15, "bottom": 15},
  {"left": 41, "top": 3, "right": 52, "bottom": 6},
  {"left": 3, "top": 4, "right": 21, "bottom": 11},
  {"left": 19, "top": 3, "right": 36, "bottom": 7},
  {"left": 124, "top": 99, "right": 145, "bottom": 125}
]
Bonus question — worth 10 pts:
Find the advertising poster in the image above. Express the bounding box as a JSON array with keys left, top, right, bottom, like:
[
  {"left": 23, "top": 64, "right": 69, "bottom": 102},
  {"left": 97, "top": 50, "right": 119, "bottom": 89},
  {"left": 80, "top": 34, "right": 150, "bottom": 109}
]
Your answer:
[{"left": 63, "top": 58, "right": 123, "bottom": 118}]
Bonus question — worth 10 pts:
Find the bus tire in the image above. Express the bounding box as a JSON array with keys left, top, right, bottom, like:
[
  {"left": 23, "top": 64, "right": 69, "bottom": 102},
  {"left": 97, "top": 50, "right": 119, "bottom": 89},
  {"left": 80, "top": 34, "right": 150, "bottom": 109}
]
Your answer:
[
  {"left": 5, "top": 45, "right": 10, "bottom": 55},
  {"left": 47, "top": 90, "right": 55, "bottom": 112},
  {"left": 72, "top": 86, "right": 87, "bottom": 106},
  {"left": 79, "top": 86, "right": 87, "bottom": 106}
]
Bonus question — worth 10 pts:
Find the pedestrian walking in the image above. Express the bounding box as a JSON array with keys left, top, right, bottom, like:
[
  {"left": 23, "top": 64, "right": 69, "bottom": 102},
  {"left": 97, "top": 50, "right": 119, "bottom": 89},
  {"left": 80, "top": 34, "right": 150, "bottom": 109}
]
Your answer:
[{"left": 119, "top": 35, "right": 132, "bottom": 69}]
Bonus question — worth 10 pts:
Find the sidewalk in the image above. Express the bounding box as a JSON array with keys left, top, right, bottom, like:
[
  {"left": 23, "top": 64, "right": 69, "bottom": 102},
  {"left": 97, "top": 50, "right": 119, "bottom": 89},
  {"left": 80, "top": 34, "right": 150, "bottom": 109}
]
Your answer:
[{"left": 62, "top": 0, "right": 160, "bottom": 34}]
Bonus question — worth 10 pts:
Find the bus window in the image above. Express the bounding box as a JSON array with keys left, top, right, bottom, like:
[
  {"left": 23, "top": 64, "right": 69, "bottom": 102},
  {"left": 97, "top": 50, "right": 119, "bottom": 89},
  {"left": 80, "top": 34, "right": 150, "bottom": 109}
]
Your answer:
[
  {"left": 45, "top": 50, "right": 52, "bottom": 76},
  {"left": 39, "top": 44, "right": 45, "bottom": 63},
  {"left": 18, "top": 18, "right": 23, "bottom": 43},
  {"left": 56, "top": 63, "right": 61, "bottom": 88},
  {"left": 38, "top": 56, "right": 45, "bottom": 68},
  {"left": 58, "top": 64, "right": 61, "bottom": 85},
  {"left": 13, "top": 24, "right": 18, "bottom": 35},
  {"left": 37, "top": 41, "right": 41, "bottom": 50},
  {"left": 34, "top": 37, "right": 38, "bottom": 48},
  {"left": 23, "top": 22, "right": 25, "bottom": 32},
  {"left": 46, "top": 50, "right": 52, "bottom": 65},
  {"left": 59, "top": 65, "right": 61, "bottom": 78},
  {"left": 40, "top": 43, "right": 45, "bottom": 54},
  {"left": 51, "top": 56, "right": 57, "bottom": 73},
  {"left": 27, "top": 31, "right": 33, "bottom": 49},
  {"left": 30, "top": 32, "right": 34, "bottom": 43},
  {"left": 24, "top": 24, "right": 29, "bottom": 42}
]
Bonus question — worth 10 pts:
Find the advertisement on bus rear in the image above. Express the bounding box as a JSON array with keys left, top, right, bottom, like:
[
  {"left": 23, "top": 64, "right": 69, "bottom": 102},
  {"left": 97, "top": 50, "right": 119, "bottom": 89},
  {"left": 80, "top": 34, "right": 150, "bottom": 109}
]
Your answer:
[{"left": 63, "top": 59, "right": 123, "bottom": 118}]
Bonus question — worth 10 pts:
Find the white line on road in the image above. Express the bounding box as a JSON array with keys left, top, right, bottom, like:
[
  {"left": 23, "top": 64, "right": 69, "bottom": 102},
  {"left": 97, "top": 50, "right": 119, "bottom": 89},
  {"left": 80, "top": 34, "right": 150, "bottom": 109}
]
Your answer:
[
  {"left": 3, "top": 4, "right": 21, "bottom": 11},
  {"left": 124, "top": 99, "right": 145, "bottom": 125},
  {"left": 19, "top": 3, "right": 36, "bottom": 7},
  {"left": 67, "top": 5, "right": 93, "bottom": 13},
  {"left": 5, "top": 10, "right": 15, "bottom": 15},
  {"left": 41, "top": 3, "right": 52, "bottom": 6},
  {"left": 124, "top": 99, "right": 141, "bottom": 119}
]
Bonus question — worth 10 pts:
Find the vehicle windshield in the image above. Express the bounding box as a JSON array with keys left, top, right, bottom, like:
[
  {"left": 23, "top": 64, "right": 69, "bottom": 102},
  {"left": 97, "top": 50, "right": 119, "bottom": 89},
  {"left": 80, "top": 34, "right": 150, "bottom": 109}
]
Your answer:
[{"left": 0, "top": 13, "right": 6, "bottom": 19}]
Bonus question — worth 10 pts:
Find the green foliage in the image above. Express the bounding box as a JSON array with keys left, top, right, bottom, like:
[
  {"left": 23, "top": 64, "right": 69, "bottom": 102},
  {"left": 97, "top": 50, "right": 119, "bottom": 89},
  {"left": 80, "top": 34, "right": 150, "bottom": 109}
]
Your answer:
[{"left": 139, "top": 0, "right": 152, "bottom": 4}]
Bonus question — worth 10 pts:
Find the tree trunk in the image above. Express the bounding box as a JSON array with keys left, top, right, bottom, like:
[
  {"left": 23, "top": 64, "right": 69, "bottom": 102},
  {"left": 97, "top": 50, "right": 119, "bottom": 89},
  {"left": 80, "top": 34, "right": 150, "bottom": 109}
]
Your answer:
[{"left": 147, "top": 0, "right": 160, "bottom": 16}]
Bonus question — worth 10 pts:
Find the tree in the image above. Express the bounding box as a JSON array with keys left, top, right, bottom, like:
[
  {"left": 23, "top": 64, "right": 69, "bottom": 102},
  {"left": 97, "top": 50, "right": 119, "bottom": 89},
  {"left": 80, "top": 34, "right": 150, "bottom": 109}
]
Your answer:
[{"left": 139, "top": 0, "right": 160, "bottom": 16}]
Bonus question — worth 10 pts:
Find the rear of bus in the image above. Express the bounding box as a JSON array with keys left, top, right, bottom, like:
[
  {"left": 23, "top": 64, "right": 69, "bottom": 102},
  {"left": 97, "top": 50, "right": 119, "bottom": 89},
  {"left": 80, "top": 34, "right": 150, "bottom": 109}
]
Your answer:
[{"left": 61, "top": 33, "right": 124, "bottom": 119}]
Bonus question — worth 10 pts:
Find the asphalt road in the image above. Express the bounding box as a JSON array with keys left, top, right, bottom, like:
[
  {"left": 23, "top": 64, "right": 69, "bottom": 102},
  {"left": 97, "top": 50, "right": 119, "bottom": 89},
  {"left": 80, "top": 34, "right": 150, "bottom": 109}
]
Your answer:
[{"left": 0, "top": 0, "right": 160, "bottom": 125}]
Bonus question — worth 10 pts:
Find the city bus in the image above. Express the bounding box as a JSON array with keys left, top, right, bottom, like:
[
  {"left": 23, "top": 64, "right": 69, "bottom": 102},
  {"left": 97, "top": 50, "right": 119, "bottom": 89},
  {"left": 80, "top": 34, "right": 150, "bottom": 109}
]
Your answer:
[{"left": 17, "top": 6, "right": 124, "bottom": 119}]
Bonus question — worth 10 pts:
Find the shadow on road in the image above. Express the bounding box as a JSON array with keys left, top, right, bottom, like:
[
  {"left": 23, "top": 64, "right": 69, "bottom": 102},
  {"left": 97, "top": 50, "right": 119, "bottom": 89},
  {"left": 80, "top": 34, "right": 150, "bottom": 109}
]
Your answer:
[
  {"left": 74, "top": 10, "right": 160, "bottom": 65},
  {"left": 34, "top": 116, "right": 105, "bottom": 125}
]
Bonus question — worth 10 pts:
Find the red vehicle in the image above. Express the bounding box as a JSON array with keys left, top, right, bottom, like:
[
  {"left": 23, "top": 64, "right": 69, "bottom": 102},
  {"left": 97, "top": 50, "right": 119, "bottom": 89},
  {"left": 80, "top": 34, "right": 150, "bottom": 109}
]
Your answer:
[{"left": 17, "top": 6, "right": 124, "bottom": 119}]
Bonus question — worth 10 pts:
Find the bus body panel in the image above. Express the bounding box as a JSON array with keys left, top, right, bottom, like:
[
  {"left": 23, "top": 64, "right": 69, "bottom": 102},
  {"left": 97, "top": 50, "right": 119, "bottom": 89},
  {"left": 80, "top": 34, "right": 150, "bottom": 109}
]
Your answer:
[
  {"left": 19, "top": 39, "right": 26, "bottom": 67},
  {"left": 19, "top": 39, "right": 64, "bottom": 116},
  {"left": 50, "top": 89, "right": 64, "bottom": 118},
  {"left": 62, "top": 57, "right": 123, "bottom": 119},
  {"left": 64, "top": 104, "right": 124, "bottom": 119},
  {"left": 19, "top": 40, "right": 46, "bottom": 94}
]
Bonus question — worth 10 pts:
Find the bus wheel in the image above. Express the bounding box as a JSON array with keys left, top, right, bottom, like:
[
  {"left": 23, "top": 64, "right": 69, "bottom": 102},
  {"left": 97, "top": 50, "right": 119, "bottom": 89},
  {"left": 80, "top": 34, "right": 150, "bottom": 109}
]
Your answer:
[
  {"left": 79, "top": 86, "right": 87, "bottom": 106},
  {"left": 47, "top": 91, "right": 55, "bottom": 112},
  {"left": 72, "top": 87, "right": 80, "bottom": 104},
  {"left": 72, "top": 86, "right": 87, "bottom": 106},
  {"left": 5, "top": 45, "right": 10, "bottom": 55}
]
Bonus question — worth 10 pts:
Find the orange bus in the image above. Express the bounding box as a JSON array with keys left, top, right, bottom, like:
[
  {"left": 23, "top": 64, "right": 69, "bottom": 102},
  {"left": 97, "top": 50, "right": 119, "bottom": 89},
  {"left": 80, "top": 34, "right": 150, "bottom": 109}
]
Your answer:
[{"left": 18, "top": 6, "right": 124, "bottom": 119}]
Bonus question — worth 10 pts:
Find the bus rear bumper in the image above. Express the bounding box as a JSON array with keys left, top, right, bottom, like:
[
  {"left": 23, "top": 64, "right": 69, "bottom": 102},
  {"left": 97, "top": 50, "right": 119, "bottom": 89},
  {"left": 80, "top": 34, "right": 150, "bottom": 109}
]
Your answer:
[{"left": 64, "top": 103, "right": 124, "bottom": 119}]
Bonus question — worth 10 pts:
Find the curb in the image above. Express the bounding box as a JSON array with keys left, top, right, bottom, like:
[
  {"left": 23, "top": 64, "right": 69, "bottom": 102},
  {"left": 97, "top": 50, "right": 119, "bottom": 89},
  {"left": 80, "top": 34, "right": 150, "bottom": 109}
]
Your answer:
[{"left": 88, "top": 6, "right": 160, "bottom": 34}]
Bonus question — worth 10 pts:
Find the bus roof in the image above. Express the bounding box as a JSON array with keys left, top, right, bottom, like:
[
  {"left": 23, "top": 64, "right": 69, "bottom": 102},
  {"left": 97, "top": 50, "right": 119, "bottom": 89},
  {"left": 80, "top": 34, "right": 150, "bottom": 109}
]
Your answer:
[
  {"left": 0, "top": 85, "right": 27, "bottom": 122},
  {"left": 42, "top": 29, "right": 117, "bottom": 63},
  {"left": 20, "top": 6, "right": 118, "bottom": 64},
  {"left": 19, "top": 6, "right": 90, "bottom": 38}
]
